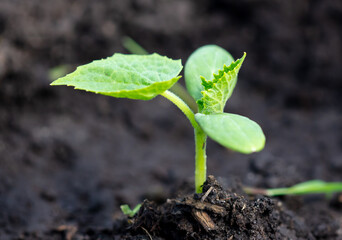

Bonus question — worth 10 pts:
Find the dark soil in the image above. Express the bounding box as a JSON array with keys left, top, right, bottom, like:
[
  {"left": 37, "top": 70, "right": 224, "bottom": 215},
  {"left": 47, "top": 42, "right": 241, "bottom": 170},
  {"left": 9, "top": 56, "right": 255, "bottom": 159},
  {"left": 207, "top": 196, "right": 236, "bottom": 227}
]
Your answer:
[
  {"left": 0, "top": 0, "right": 342, "bottom": 239},
  {"left": 117, "top": 176, "right": 338, "bottom": 240}
]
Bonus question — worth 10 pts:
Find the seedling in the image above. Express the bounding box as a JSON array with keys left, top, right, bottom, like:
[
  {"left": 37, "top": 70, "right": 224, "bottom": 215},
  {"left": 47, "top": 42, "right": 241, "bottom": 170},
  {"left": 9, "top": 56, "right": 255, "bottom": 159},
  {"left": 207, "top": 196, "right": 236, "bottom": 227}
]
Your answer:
[
  {"left": 120, "top": 204, "right": 142, "bottom": 218},
  {"left": 51, "top": 45, "right": 265, "bottom": 193},
  {"left": 244, "top": 180, "right": 342, "bottom": 197}
]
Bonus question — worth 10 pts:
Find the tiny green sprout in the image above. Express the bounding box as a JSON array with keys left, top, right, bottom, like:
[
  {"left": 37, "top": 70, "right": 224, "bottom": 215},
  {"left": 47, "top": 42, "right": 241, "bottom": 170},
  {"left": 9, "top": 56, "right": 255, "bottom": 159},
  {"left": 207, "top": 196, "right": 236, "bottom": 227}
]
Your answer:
[
  {"left": 48, "top": 64, "right": 72, "bottom": 81},
  {"left": 120, "top": 204, "right": 142, "bottom": 218},
  {"left": 245, "top": 180, "right": 342, "bottom": 197},
  {"left": 51, "top": 44, "right": 266, "bottom": 193}
]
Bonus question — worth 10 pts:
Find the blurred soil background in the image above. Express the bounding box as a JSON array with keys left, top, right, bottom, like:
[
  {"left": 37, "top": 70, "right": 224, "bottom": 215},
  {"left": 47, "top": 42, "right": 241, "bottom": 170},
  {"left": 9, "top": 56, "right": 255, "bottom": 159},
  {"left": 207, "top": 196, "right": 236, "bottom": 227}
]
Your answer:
[{"left": 0, "top": 0, "right": 341, "bottom": 239}]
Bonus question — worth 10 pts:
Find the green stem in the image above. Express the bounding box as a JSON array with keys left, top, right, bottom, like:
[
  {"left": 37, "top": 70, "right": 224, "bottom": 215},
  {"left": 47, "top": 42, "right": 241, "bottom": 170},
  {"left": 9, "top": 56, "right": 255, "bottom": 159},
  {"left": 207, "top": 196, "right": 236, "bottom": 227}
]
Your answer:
[
  {"left": 194, "top": 127, "right": 207, "bottom": 193},
  {"left": 122, "top": 36, "right": 148, "bottom": 55},
  {"left": 160, "top": 90, "right": 198, "bottom": 130},
  {"left": 160, "top": 90, "right": 207, "bottom": 193},
  {"left": 170, "top": 84, "right": 198, "bottom": 113}
]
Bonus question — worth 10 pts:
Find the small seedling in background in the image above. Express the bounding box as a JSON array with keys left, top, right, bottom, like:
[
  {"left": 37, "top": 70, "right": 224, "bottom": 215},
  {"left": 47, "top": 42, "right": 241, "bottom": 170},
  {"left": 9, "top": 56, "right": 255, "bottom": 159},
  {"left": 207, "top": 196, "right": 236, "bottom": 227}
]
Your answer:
[
  {"left": 244, "top": 180, "right": 342, "bottom": 197},
  {"left": 122, "top": 36, "right": 149, "bottom": 55},
  {"left": 51, "top": 44, "right": 266, "bottom": 193},
  {"left": 49, "top": 64, "right": 72, "bottom": 81},
  {"left": 120, "top": 204, "right": 142, "bottom": 218}
]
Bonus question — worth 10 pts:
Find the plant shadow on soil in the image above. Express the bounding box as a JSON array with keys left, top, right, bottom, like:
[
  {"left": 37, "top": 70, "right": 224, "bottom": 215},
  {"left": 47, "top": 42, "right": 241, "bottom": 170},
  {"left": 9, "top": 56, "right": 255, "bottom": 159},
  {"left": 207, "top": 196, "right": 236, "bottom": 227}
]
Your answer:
[{"left": 0, "top": 0, "right": 342, "bottom": 239}]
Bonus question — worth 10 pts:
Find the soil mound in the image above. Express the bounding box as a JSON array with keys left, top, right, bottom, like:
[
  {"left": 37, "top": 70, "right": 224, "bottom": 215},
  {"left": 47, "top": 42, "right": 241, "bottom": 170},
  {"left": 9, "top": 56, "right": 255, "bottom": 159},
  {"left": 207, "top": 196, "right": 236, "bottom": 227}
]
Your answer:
[{"left": 117, "top": 176, "right": 338, "bottom": 240}]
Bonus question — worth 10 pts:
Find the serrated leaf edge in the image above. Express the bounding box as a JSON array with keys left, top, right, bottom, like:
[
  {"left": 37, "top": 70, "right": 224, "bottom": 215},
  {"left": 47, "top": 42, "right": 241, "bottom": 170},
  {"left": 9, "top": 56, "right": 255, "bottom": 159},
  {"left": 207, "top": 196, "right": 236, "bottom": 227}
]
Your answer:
[
  {"left": 51, "top": 53, "right": 183, "bottom": 100},
  {"left": 53, "top": 76, "right": 181, "bottom": 100},
  {"left": 197, "top": 52, "right": 246, "bottom": 114}
]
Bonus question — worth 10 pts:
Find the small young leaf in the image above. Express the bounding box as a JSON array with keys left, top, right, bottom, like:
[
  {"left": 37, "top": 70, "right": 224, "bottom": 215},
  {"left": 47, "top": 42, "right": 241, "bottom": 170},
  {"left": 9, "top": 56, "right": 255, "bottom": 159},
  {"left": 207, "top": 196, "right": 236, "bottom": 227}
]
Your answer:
[
  {"left": 184, "top": 45, "right": 234, "bottom": 101},
  {"left": 51, "top": 53, "right": 182, "bottom": 100},
  {"left": 267, "top": 180, "right": 342, "bottom": 196},
  {"left": 120, "top": 204, "right": 142, "bottom": 217},
  {"left": 197, "top": 53, "right": 246, "bottom": 114},
  {"left": 195, "top": 113, "right": 265, "bottom": 154}
]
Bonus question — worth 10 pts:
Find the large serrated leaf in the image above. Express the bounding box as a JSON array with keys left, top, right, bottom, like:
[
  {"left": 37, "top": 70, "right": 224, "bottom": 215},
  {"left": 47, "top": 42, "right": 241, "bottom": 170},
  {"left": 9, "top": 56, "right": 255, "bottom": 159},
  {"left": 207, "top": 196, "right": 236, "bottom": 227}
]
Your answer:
[
  {"left": 195, "top": 113, "right": 265, "bottom": 154},
  {"left": 184, "top": 45, "right": 234, "bottom": 101},
  {"left": 51, "top": 53, "right": 182, "bottom": 100},
  {"left": 197, "top": 53, "right": 246, "bottom": 114}
]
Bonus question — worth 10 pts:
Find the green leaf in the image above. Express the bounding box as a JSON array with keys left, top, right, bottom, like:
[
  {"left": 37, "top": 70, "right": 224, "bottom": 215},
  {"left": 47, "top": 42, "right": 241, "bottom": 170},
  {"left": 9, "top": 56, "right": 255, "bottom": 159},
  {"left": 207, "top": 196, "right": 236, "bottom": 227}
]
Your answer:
[
  {"left": 197, "top": 53, "right": 246, "bottom": 114},
  {"left": 120, "top": 204, "right": 142, "bottom": 217},
  {"left": 195, "top": 113, "right": 265, "bottom": 154},
  {"left": 51, "top": 53, "right": 182, "bottom": 100},
  {"left": 184, "top": 45, "right": 234, "bottom": 101},
  {"left": 267, "top": 180, "right": 342, "bottom": 196}
]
